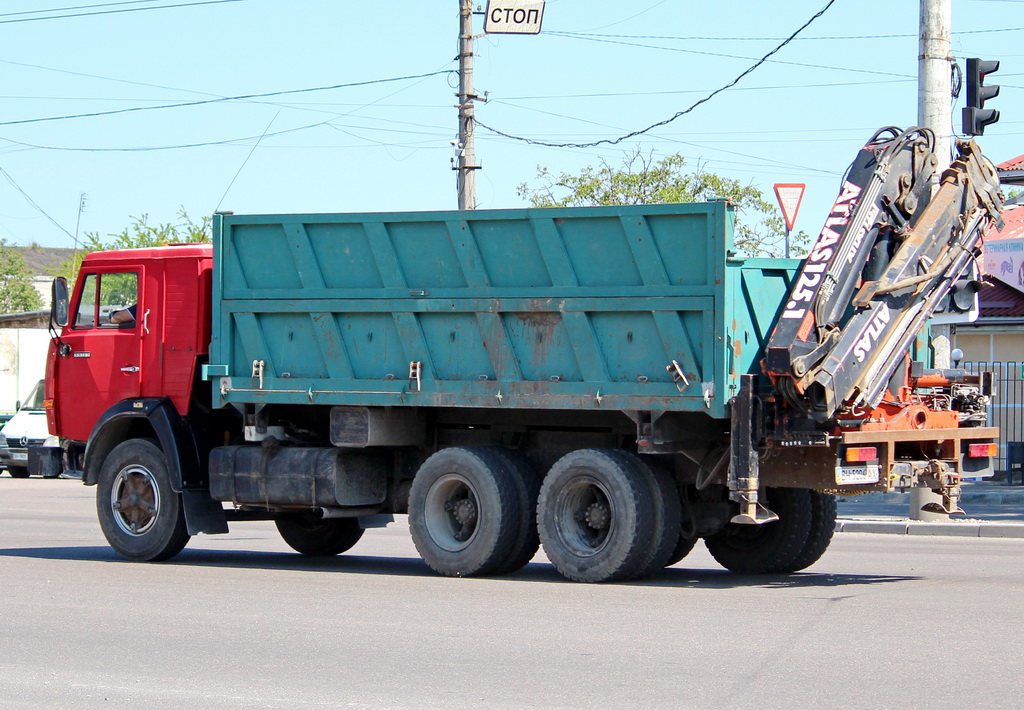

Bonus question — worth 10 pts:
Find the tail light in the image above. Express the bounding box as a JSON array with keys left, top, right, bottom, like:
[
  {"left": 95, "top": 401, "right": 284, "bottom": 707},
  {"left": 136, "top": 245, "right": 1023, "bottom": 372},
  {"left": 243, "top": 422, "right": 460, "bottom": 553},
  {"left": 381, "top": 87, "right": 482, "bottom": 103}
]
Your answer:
[
  {"left": 968, "top": 443, "right": 998, "bottom": 458},
  {"left": 845, "top": 446, "right": 878, "bottom": 463}
]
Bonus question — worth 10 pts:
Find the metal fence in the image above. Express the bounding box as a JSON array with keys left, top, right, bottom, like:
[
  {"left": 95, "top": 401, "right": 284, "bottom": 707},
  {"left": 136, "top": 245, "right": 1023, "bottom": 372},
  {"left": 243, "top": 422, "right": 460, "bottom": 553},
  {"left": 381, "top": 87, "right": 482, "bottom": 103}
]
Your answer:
[{"left": 963, "top": 361, "right": 1022, "bottom": 475}]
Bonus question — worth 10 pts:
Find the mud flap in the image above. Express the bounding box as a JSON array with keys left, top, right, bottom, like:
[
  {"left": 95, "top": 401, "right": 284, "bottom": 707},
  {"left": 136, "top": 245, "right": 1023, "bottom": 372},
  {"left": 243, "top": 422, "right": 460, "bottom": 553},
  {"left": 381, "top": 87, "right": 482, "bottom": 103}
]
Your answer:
[{"left": 183, "top": 489, "right": 229, "bottom": 535}]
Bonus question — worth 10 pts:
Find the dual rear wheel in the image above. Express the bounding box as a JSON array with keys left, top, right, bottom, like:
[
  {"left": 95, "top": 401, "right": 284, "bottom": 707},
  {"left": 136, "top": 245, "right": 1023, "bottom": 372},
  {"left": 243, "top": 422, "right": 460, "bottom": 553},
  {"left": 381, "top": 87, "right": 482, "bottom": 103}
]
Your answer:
[{"left": 408, "top": 446, "right": 836, "bottom": 583}]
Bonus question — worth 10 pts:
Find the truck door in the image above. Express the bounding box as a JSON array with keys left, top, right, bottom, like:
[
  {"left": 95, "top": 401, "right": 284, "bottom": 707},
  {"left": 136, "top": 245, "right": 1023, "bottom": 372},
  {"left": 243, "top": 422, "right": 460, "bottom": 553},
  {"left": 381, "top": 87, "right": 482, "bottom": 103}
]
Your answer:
[{"left": 55, "top": 270, "right": 144, "bottom": 442}]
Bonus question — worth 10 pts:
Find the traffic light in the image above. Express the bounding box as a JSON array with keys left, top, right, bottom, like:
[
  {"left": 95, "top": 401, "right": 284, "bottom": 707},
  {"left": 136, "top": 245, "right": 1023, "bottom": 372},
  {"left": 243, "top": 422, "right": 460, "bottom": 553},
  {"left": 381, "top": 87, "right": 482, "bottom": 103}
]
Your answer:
[
  {"left": 962, "top": 57, "right": 1000, "bottom": 136},
  {"left": 931, "top": 264, "right": 982, "bottom": 325}
]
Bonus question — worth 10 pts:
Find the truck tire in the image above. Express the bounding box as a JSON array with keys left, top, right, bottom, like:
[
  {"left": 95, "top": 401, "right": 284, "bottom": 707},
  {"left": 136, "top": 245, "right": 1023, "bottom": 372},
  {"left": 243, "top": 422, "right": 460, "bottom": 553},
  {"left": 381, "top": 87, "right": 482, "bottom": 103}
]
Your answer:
[
  {"left": 703, "top": 487, "right": 812, "bottom": 574},
  {"left": 630, "top": 460, "right": 683, "bottom": 579},
  {"left": 275, "top": 513, "right": 365, "bottom": 556},
  {"left": 96, "top": 438, "right": 190, "bottom": 562},
  {"left": 409, "top": 447, "right": 521, "bottom": 577},
  {"left": 488, "top": 449, "right": 541, "bottom": 575},
  {"left": 664, "top": 533, "right": 698, "bottom": 568},
  {"left": 783, "top": 490, "right": 837, "bottom": 572},
  {"left": 537, "top": 449, "right": 656, "bottom": 583}
]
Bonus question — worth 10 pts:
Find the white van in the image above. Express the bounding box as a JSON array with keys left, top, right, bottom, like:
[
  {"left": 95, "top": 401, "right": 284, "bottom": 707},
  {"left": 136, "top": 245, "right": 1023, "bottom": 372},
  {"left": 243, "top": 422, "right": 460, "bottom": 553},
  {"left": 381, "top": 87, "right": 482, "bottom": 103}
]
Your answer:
[{"left": 0, "top": 380, "right": 57, "bottom": 478}]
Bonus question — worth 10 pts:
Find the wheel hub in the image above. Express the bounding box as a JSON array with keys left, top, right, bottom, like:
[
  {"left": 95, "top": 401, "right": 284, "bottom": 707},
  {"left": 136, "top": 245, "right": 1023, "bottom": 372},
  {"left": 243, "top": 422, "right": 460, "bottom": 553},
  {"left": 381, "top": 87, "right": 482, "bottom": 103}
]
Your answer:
[
  {"left": 582, "top": 502, "right": 610, "bottom": 530},
  {"left": 112, "top": 469, "right": 159, "bottom": 536},
  {"left": 446, "top": 498, "right": 477, "bottom": 528}
]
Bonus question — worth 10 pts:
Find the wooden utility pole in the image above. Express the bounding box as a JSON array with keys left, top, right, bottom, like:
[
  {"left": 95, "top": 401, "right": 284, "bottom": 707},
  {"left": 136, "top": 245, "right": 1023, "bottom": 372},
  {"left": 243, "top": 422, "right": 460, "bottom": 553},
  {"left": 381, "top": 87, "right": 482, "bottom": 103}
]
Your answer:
[{"left": 456, "top": 0, "right": 479, "bottom": 210}]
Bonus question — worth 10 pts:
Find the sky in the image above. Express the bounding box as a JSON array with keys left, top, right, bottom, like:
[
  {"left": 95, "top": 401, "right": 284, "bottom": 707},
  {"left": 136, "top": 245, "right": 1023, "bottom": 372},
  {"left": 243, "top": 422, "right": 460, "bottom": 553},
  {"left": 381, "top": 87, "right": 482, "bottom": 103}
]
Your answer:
[{"left": 0, "top": 0, "right": 1020, "bottom": 253}]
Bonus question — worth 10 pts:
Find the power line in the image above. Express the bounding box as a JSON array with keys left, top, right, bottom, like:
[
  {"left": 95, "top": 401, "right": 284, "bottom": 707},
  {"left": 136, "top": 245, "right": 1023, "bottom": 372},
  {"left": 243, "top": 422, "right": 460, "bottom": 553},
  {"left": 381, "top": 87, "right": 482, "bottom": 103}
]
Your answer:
[
  {"left": 0, "top": 1, "right": 166, "bottom": 19},
  {"left": 0, "top": 114, "right": 458, "bottom": 152},
  {"left": 0, "top": 70, "right": 456, "bottom": 127},
  {"left": 551, "top": 26, "right": 1024, "bottom": 42},
  {"left": 547, "top": 32, "right": 914, "bottom": 79},
  {"left": 475, "top": 0, "right": 840, "bottom": 149},
  {"left": 497, "top": 78, "right": 911, "bottom": 102},
  {"left": 0, "top": 0, "right": 243, "bottom": 25},
  {"left": 0, "top": 166, "right": 75, "bottom": 239}
]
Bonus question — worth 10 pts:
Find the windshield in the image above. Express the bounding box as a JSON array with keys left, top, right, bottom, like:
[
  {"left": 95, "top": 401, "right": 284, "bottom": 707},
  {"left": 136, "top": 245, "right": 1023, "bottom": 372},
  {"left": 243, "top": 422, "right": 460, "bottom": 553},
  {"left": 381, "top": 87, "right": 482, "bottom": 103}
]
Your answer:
[{"left": 22, "top": 380, "right": 45, "bottom": 410}]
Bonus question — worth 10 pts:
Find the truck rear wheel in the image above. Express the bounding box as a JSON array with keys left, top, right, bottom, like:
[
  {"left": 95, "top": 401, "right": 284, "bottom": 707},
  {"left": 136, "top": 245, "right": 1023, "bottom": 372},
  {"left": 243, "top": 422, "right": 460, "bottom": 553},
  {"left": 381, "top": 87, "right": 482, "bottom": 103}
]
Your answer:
[
  {"left": 630, "top": 460, "right": 682, "bottom": 579},
  {"left": 97, "top": 439, "right": 190, "bottom": 562},
  {"left": 409, "top": 447, "right": 520, "bottom": 577},
  {"left": 488, "top": 449, "right": 541, "bottom": 575},
  {"left": 784, "top": 490, "right": 837, "bottom": 572},
  {"left": 537, "top": 449, "right": 656, "bottom": 583},
  {"left": 275, "top": 513, "right": 365, "bottom": 556},
  {"left": 703, "top": 487, "right": 812, "bottom": 574},
  {"left": 664, "top": 533, "right": 698, "bottom": 568}
]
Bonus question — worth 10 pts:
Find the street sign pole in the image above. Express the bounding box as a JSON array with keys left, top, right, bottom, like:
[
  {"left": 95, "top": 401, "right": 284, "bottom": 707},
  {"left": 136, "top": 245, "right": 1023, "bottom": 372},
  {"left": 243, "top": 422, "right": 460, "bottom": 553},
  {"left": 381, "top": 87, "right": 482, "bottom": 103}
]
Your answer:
[{"left": 773, "top": 183, "right": 806, "bottom": 258}]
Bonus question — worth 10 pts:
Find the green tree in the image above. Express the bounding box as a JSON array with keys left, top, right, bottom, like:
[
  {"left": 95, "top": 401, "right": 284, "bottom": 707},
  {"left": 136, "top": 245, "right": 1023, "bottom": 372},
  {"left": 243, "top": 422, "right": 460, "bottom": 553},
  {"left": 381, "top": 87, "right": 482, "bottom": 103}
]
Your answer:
[
  {"left": 54, "top": 209, "right": 210, "bottom": 284},
  {"left": 517, "top": 151, "right": 809, "bottom": 257},
  {"left": 0, "top": 239, "right": 43, "bottom": 313}
]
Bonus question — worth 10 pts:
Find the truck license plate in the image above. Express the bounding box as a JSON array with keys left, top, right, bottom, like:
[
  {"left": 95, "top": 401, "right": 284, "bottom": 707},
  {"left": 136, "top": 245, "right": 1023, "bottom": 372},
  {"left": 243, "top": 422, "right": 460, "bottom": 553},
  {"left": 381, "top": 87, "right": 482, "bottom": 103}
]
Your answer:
[{"left": 835, "top": 465, "right": 880, "bottom": 485}]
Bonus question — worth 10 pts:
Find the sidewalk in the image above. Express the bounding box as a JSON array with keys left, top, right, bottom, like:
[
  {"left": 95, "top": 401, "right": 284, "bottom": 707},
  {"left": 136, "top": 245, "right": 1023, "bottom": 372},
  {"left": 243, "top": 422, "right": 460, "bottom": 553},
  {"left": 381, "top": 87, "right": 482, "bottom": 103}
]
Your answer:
[{"left": 836, "top": 480, "right": 1024, "bottom": 538}]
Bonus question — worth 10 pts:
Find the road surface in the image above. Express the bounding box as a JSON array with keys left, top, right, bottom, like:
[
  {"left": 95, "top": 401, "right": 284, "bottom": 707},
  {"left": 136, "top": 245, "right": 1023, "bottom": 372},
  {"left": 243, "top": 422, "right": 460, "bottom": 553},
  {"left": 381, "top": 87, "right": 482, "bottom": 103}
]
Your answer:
[{"left": 2, "top": 478, "right": 1023, "bottom": 709}]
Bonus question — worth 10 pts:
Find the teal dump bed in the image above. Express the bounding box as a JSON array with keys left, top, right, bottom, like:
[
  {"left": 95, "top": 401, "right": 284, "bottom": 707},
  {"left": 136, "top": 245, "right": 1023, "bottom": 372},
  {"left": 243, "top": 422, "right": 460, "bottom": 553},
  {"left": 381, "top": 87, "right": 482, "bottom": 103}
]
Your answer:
[{"left": 207, "top": 204, "right": 797, "bottom": 419}]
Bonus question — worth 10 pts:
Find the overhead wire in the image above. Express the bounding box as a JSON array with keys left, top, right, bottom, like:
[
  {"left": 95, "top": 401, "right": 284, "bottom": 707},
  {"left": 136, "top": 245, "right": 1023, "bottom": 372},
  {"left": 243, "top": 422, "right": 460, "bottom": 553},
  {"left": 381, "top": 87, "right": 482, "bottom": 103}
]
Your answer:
[
  {"left": 0, "top": 1, "right": 167, "bottom": 18},
  {"left": 545, "top": 32, "right": 914, "bottom": 79},
  {"left": 0, "top": 0, "right": 243, "bottom": 25},
  {"left": 475, "top": 0, "right": 840, "bottom": 149},
  {"left": 551, "top": 27, "right": 1024, "bottom": 42},
  {"left": 0, "top": 166, "right": 75, "bottom": 239},
  {"left": 0, "top": 70, "right": 457, "bottom": 127}
]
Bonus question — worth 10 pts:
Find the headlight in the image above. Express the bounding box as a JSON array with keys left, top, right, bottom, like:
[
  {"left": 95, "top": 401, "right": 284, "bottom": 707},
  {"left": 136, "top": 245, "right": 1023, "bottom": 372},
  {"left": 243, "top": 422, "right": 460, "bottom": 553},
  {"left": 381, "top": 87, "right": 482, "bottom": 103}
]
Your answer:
[
  {"left": 0, "top": 434, "right": 7, "bottom": 447},
  {"left": 44, "top": 435, "right": 59, "bottom": 448}
]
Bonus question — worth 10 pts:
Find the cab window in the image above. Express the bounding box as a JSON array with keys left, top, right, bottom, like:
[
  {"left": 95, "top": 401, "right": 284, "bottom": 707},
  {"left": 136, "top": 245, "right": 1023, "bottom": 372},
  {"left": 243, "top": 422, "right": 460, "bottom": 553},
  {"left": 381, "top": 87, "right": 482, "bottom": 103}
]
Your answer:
[{"left": 72, "top": 272, "right": 138, "bottom": 329}]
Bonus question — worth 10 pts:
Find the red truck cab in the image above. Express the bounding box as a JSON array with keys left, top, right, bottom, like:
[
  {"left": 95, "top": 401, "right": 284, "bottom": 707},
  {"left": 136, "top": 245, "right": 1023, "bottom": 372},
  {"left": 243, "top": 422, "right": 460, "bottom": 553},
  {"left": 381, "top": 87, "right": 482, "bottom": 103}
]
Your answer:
[{"left": 46, "top": 245, "right": 213, "bottom": 444}]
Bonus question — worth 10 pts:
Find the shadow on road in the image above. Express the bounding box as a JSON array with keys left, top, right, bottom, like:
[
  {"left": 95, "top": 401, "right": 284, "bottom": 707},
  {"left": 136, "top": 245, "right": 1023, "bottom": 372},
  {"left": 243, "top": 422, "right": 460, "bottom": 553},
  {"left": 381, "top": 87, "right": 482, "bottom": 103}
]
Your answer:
[{"left": 0, "top": 545, "right": 920, "bottom": 588}]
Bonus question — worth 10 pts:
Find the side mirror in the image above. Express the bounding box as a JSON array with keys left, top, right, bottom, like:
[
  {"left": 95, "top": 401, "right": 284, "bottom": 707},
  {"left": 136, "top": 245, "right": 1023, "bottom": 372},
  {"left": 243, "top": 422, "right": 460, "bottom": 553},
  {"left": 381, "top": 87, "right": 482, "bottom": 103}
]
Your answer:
[{"left": 51, "top": 278, "right": 69, "bottom": 328}]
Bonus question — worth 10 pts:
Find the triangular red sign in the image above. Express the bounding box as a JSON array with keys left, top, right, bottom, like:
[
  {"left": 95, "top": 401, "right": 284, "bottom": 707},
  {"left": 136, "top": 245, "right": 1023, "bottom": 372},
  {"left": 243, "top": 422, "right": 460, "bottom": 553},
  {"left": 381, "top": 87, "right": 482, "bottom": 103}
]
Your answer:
[{"left": 773, "top": 183, "right": 806, "bottom": 232}]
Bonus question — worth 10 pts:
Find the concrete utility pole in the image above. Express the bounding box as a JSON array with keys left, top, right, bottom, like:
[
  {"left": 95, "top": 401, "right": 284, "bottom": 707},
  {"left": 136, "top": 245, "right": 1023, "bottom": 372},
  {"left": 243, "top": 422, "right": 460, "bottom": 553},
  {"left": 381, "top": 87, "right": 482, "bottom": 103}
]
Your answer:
[
  {"left": 919, "top": 0, "right": 953, "bottom": 170},
  {"left": 456, "top": 0, "right": 479, "bottom": 210},
  {"left": 914, "top": 0, "right": 954, "bottom": 521},
  {"left": 918, "top": 0, "right": 953, "bottom": 372}
]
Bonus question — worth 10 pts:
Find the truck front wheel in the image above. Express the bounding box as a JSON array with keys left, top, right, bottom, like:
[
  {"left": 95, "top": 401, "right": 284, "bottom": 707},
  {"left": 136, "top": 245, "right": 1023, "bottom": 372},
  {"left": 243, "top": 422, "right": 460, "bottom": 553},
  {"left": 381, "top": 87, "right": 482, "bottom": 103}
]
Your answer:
[{"left": 97, "top": 439, "right": 190, "bottom": 562}]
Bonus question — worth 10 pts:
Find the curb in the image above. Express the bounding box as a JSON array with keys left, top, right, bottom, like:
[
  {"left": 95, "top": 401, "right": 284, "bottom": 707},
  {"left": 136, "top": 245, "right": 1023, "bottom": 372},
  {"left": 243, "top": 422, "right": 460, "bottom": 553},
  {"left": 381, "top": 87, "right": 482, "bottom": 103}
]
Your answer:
[
  {"left": 839, "top": 492, "right": 1024, "bottom": 506},
  {"left": 836, "top": 519, "right": 1024, "bottom": 538}
]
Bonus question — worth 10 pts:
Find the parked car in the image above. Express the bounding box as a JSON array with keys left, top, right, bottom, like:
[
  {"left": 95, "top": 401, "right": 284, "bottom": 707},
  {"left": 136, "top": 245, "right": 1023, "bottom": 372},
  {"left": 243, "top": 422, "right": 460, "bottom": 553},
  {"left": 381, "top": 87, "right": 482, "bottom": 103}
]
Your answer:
[{"left": 1, "top": 380, "right": 57, "bottom": 478}]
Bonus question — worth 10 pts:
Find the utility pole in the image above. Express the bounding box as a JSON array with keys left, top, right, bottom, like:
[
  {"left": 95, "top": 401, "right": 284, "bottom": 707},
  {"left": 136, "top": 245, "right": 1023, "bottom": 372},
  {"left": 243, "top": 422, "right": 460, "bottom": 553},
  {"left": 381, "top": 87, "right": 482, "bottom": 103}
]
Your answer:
[
  {"left": 918, "top": 0, "right": 953, "bottom": 171},
  {"left": 918, "top": 0, "right": 952, "bottom": 372},
  {"left": 456, "top": 0, "right": 479, "bottom": 210},
  {"left": 914, "top": 0, "right": 953, "bottom": 520}
]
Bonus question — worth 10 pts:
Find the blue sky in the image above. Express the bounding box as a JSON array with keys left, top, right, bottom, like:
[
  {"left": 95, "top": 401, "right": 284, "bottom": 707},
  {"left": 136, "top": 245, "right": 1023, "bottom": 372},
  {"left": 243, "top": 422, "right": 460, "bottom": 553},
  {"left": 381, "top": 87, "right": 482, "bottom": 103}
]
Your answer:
[{"left": 0, "top": 0, "right": 1020, "bottom": 252}]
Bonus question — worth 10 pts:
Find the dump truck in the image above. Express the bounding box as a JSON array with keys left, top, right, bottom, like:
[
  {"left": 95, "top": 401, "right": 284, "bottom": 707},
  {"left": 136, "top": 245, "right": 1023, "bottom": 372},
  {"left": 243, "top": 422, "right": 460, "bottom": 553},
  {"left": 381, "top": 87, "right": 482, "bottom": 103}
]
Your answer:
[{"left": 37, "top": 127, "right": 1002, "bottom": 582}]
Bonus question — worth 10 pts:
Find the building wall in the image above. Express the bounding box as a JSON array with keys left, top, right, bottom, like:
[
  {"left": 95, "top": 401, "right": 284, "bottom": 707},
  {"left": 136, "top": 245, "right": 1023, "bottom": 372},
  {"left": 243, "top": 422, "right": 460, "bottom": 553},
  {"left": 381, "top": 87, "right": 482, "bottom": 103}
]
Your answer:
[
  {"left": 0, "top": 329, "right": 50, "bottom": 415},
  {"left": 953, "top": 329, "right": 1024, "bottom": 363}
]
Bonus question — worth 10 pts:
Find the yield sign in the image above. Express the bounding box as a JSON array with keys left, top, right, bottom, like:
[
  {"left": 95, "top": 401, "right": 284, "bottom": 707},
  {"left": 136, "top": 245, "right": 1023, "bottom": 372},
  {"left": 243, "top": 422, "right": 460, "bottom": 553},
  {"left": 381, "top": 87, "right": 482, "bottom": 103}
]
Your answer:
[{"left": 773, "top": 183, "right": 806, "bottom": 232}]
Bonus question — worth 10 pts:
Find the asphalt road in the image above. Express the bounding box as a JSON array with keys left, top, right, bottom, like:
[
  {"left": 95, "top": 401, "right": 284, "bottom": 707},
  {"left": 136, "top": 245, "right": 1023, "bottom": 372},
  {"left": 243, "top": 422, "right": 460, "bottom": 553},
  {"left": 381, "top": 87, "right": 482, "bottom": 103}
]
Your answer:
[{"left": 2, "top": 477, "right": 1024, "bottom": 709}]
